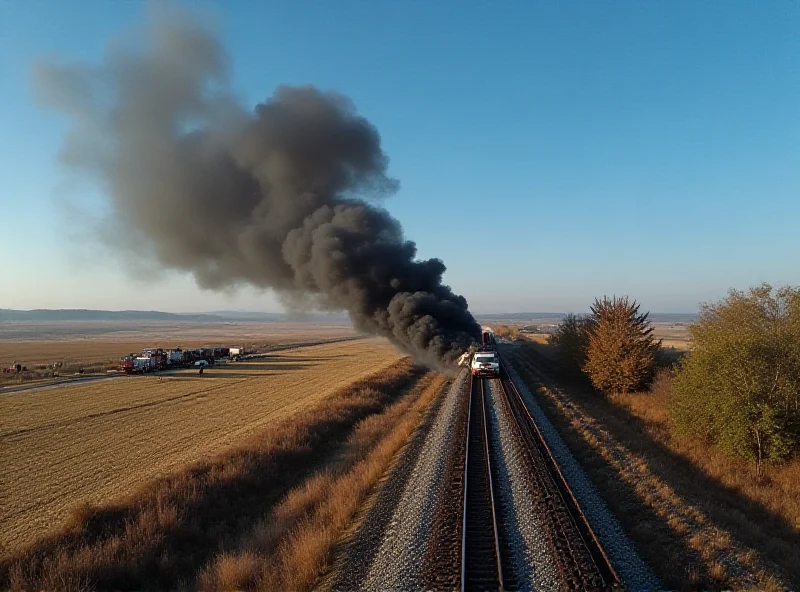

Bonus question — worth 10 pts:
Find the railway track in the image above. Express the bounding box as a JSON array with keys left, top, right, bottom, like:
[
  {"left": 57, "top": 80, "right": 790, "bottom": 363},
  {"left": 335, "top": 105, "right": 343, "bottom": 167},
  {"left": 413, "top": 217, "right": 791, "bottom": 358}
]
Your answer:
[
  {"left": 454, "top": 365, "right": 620, "bottom": 591},
  {"left": 462, "top": 376, "right": 504, "bottom": 591},
  {"left": 333, "top": 360, "right": 654, "bottom": 591},
  {"left": 496, "top": 363, "right": 620, "bottom": 591}
]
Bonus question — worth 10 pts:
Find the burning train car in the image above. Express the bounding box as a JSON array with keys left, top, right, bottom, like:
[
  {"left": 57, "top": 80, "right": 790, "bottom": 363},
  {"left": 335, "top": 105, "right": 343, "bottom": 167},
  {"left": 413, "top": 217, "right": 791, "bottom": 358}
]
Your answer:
[{"left": 481, "top": 327, "right": 497, "bottom": 349}]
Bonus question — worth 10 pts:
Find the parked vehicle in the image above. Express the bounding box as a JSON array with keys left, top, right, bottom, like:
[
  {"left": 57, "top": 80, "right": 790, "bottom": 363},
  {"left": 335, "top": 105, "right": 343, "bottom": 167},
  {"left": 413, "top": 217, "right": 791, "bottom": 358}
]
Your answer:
[
  {"left": 471, "top": 351, "right": 500, "bottom": 378},
  {"left": 119, "top": 342, "right": 246, "bottom": 375}
]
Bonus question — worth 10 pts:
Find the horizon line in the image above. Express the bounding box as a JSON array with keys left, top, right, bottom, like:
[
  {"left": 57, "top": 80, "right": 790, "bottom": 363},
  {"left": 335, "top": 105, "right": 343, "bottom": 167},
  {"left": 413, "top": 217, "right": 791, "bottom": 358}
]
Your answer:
[{"left": 0, "top": 307, "right": 699, "bottom": 316}]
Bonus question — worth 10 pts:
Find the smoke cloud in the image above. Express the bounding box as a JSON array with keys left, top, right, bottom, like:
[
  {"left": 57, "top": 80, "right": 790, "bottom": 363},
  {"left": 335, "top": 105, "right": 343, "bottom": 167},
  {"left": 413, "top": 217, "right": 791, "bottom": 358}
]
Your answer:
[{"left": 35, "top": 7, "right": 480, "bottom": 366}]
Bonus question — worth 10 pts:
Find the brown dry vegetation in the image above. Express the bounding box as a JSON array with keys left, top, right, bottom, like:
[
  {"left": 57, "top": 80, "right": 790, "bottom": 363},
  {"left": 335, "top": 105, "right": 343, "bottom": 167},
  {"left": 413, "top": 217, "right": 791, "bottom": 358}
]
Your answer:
[
  {"left": 198, "top": 371, "right": 447, "bottom": 591},
  {"left": 509, "top": 343, "right": 799, "bottom": 591},
  {"left": 0, "top": 338, "right": 402, "bottom": 552},
  {"left": 1, "top": 356, "right": 442, "bottom": 591}
]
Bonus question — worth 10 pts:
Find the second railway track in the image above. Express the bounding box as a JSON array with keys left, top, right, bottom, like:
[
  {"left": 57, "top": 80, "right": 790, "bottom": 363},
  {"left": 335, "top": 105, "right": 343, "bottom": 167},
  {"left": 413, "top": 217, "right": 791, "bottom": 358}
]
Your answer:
[{"left": 448, "top": 359, "right": 621, "bottom": 591}]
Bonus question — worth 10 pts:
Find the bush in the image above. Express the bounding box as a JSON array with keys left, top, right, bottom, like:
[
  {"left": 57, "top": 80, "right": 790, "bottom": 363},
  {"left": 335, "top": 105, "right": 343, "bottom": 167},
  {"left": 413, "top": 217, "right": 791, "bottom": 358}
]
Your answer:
[
  {"left": 549, "top": 313, "right": 593, "bottom": 376},
  {"left": 671, "top": 284, "right": 800, "bottom": 473},
  {"left": 584, "top": 296, "right": 660, "bottom": 394}
]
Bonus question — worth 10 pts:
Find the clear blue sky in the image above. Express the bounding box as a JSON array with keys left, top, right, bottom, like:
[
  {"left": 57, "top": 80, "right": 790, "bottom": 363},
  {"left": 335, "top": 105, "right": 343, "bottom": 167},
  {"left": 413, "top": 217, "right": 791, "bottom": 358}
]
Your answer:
[{"left": 1, "top": 0, "right": 798, "bottom": 314}]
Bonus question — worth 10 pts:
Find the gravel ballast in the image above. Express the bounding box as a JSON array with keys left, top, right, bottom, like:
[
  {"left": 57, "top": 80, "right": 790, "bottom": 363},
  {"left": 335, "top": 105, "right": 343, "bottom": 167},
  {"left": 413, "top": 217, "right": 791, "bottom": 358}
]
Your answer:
[
  {"left": 485, "top": 379, "right": 560, "bottom": 591},
  {"left": 502, "top": 350, "right": 663, "bottom": 591},
  {"left": 333, "top": 370, "right": 468, "bottom": 591},
  {"left": 333, "top": 355, "right": 661, "bottom": 592}
]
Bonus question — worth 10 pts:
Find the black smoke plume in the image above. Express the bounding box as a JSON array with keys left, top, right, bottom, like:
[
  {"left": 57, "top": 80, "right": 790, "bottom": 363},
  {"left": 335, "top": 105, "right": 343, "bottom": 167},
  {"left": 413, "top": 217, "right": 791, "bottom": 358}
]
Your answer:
[{"left": 34, "top": 7, "right": 480, "bottom": 366}]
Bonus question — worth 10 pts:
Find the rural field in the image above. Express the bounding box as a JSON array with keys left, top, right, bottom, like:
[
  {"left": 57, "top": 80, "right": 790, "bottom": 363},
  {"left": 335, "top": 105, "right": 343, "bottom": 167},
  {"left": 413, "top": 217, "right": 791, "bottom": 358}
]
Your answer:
[
  {"left": 506, "top": 319, "right": 694, "bottom": 352},
  {"left": 0, "top": 336, "right": 403, "bottom": 553},
  {"left": 0, "top": 321, "right": 356, "bottom": 366}
]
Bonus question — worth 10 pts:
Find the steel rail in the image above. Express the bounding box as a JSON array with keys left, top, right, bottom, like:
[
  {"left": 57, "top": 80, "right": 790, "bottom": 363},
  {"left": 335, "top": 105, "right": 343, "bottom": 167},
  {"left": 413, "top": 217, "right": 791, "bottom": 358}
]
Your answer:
[
  {"left": 461, "top": 375, "right": 505, "bottom": 591},
  {"left": 497, "top": 357, "right": 621, "bottom": 590}
]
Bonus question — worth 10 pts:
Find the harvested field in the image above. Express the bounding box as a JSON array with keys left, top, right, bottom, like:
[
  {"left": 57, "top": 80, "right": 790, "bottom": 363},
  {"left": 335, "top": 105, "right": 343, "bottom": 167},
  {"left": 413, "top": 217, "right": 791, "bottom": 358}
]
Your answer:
[
  {"left": 1, "top": 357, "right": 438, "bottom": 591},
  {"left": 658, "top": 338, "right": 693, "bottom": 351},
  {"left": 0, "top": 321, "right": 356, "bottom": 366},
  {"left": 0, "top": 338, "right": 402, "bottom": 554}
]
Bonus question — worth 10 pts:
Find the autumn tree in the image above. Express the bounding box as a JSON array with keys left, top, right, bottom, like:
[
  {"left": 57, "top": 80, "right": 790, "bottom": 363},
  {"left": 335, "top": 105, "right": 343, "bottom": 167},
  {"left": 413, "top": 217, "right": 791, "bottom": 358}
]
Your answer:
[
  {"left": 494, "top": 325, "right": 519, "bottom": 340},
  {"left": 671, "top": 284, "right": 800, "bottom": 473},
  {"left": 584, "top": 296, "right": 660, "bottom": 394},
  {"left": 549, "top": 313, "right": 593, "bottom": 376}
]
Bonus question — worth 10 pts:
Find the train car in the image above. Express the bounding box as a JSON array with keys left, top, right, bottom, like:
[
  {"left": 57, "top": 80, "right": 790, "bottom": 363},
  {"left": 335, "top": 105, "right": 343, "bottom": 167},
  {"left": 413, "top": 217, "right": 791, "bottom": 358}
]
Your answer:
[
  {"left": 199, "top": 348, "right": 216, "bottom": 365},
  {"left": 121, "top": 354, "right": 137, "bottom": 374},
  {"left": 142, "top": 348, "right": 168, "bottom": 370},
  {"left": 183, "top": 349, "right": 203, "bottom": 365},
  {"left": 167, "top": 349, "right": 185, "bottom": 366},
  {"left": 212, "top": 347, "right": 230, "bottom": 359},
  {"left": 481, "top": 327, "right": 497, "bottom": 349},
  {"left": 122, "top": 355, "right": 156, "bottom": 373},
  {"left": 135, "top": 357, "right": 156, "bottom": 372}
]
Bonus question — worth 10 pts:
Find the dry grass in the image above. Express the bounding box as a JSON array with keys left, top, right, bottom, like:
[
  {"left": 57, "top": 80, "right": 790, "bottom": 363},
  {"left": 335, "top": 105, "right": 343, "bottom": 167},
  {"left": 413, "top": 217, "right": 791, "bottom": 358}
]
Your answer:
[
  {"left": 0, "top": 338, "right": 402, "bottom": 553},
  {"left": 197, "top": 372, "right": 447, "bottom": 591},
  {"left": 658, "top": 338, "right": 693, "bottom": 351},
  {"left": 520, "top": 333, "right": 550, "bottom": 345},
  {"left": 509, "top": 344, "right": 799, "bottom": 590},
  {"left": 1, "top": 356, "right": 435, "bottom": 591},
  {"left": 612, "top": 371, "right": 800, "bottom": 582}
]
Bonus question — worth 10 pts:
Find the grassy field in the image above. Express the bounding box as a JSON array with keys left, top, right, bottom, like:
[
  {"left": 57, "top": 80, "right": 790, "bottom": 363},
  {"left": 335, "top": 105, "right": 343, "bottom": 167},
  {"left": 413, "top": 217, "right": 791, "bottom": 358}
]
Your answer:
[{"left": 0, "top": 337, "right": 402, "bottom": 554}]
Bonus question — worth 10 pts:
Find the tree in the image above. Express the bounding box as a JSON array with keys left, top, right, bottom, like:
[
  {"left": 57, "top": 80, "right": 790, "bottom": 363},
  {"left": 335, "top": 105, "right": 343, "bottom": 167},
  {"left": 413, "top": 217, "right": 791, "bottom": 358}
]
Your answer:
[
  {"left": 584, "top": 296, "right": 660, "bottom": 394},
  {"left": 671, "top": 284, "right": 800, "bottom": 473},
  {"left": 494, "top": 325, "right": 519, "bottom": 340},
  {"left": 549, "top": 313, "right": 593, "bottom": 376}
]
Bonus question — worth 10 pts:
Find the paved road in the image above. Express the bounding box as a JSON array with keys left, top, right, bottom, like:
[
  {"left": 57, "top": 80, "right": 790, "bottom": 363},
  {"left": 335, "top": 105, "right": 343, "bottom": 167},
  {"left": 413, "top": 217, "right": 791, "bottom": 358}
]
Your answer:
[{"left": 0, "top": 373, "right": 131, "bottom": 395}]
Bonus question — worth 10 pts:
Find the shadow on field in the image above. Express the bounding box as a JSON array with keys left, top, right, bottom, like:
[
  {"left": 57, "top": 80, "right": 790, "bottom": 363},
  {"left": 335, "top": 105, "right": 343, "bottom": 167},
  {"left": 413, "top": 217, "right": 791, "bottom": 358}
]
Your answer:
[
  {"left": 264, "top": 354, "right": 352, "bottom": 362},
  {"left": 224, "top": 361, "right": 314, "bottom": 372},
  {"left": 511, "top": 345, "right": 800, "bottom": 590},
  {"left": 241, "top": 354, "right": 350, "bottom": 362},
  {"left": 0, "top": 359, "right": 426, "bottom": 591},
  {"left": 197, "top": 362, "right": 313, "bottom": 378},
  {"left": 163, "top": 362, "right": 316, "bottom": 381}
]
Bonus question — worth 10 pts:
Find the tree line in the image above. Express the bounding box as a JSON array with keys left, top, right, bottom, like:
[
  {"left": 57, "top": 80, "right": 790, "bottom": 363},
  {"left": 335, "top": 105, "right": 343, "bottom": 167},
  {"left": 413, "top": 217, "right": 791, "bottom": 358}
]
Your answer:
[{"left": 548, "top": 284, "right": 800, "bottom": 473}]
